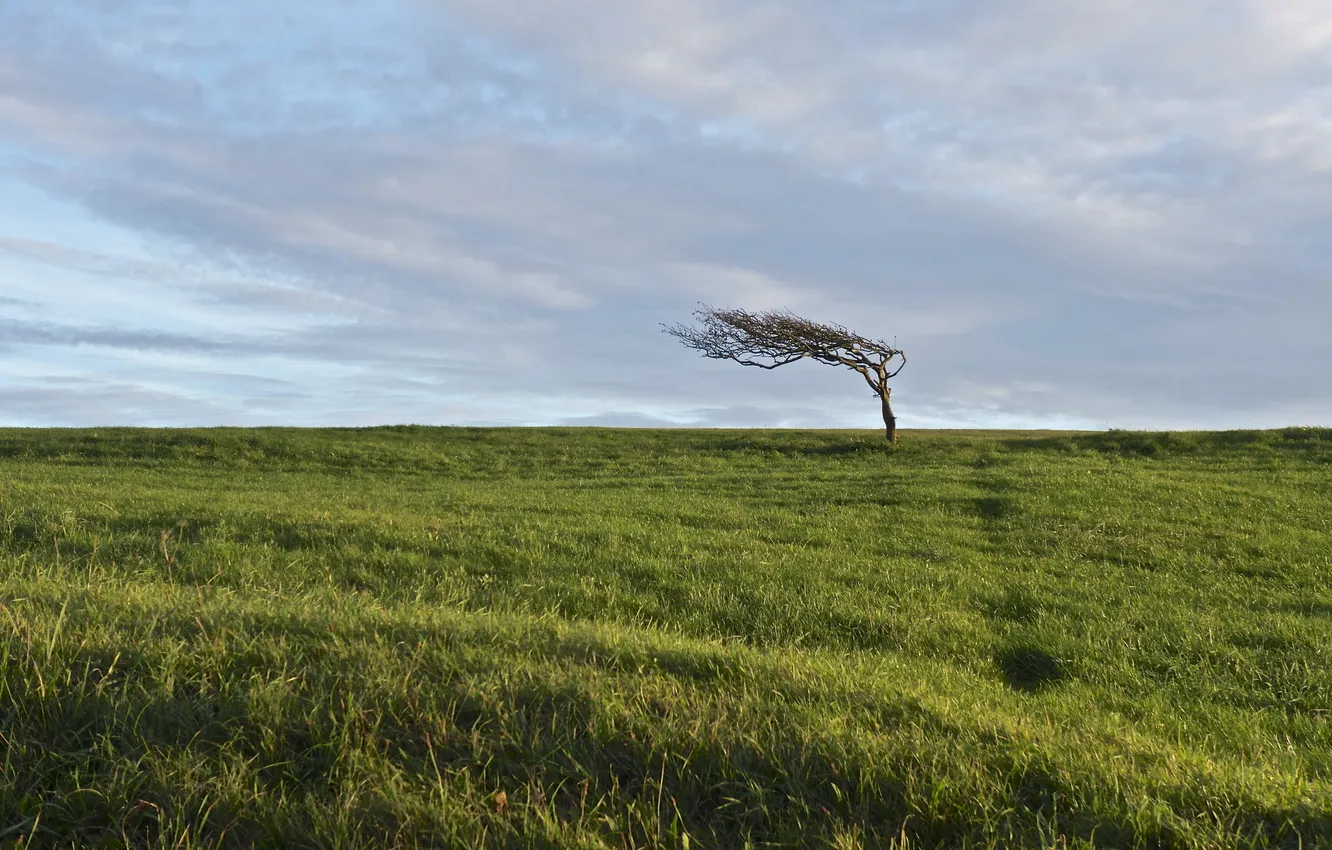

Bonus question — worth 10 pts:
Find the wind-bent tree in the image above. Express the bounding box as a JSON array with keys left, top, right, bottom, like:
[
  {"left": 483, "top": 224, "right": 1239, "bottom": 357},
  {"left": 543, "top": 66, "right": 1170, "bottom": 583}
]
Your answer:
[{"left": 664, "top": 306, "right": 907, "bottom": 442}]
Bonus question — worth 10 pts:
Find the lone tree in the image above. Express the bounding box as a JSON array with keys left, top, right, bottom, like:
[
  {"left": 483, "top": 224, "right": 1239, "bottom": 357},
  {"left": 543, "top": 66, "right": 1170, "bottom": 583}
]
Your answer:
[{"left": 664, "top": 306, "right": 907, "bottom": 442}]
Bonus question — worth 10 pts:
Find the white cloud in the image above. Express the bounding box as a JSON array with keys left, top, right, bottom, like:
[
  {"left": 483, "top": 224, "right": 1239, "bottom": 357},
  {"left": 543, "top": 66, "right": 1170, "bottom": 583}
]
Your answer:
[
  {"left": 0, "top": 0, "right": 1329, "bottom": 427},
  {"left": 433, "top": 0, "right": 1332, "bottom": 253}
]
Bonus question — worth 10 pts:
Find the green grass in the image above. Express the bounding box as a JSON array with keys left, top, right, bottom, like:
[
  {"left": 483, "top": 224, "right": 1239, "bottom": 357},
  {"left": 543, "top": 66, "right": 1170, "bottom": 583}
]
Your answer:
[{"left": 1, "top": 426, "right": 1330, "bottom": 848}]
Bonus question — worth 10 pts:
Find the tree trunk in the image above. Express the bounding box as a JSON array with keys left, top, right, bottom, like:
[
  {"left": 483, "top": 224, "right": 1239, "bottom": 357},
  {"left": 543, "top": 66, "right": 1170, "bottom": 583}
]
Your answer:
[{"left": 880, "top": 388, "right": 897, "bottom": 443}]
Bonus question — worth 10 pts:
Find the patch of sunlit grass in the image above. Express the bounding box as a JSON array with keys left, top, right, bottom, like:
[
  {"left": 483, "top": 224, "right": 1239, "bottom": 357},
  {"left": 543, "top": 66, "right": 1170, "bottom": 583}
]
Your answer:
[{"left": 1, "top": 426, "right": 1330, "bottom": 847}]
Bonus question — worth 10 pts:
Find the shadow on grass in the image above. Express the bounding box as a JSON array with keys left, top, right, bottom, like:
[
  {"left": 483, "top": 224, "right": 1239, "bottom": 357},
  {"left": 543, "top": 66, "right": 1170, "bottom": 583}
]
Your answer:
[
  {"left": 973, "top": 496, "right": 1011, "bottom": 521},
  {"left": 970, "top": 477, "right": 1020, "bottom": 540},
  {"left": 1269, "top": 600, "right": 1332, "bottom": 619},
  {"left": 996, "top": 645, "right": 1067, "bottom": 693},
  {"left": 1002, "top": 427, "right": 1332, "bottom": 459}
]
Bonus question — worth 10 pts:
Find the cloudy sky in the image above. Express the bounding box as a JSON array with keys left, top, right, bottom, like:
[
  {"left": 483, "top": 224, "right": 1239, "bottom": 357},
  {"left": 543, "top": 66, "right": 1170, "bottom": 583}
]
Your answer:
[{"left": 2, "top": 1, "right": 1330, "bottom": 429}]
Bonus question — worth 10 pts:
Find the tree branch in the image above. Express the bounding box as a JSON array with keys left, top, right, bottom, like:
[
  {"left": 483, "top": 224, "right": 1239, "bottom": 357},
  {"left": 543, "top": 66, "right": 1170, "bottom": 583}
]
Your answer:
[{"left": 663, "top": 305, "right": 905, "bottom": 397}]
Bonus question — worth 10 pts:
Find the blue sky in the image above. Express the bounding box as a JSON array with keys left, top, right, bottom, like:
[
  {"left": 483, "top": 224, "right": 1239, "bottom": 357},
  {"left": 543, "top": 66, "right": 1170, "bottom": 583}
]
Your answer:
[{"left": 2, "top": 0, "right": 1330, "bottom": 429}]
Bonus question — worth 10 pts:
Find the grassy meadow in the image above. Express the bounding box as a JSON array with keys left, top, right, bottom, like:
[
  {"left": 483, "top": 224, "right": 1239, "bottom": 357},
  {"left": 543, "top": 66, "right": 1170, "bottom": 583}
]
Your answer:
[{"left": 1, "top": 426, "right": 1330, "bottom": 848}]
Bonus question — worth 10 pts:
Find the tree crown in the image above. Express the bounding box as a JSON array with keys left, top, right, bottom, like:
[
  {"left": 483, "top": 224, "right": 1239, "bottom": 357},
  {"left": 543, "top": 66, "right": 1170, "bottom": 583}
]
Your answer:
[{"left": 663, "top": 306, "right": 905, "bottom": 395}]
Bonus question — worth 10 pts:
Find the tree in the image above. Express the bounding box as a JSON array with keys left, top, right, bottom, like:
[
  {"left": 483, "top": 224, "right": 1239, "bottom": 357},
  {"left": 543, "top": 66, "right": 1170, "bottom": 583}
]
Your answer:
[{"left": 664, "top": 306, "right": 907, "bottom": 442}]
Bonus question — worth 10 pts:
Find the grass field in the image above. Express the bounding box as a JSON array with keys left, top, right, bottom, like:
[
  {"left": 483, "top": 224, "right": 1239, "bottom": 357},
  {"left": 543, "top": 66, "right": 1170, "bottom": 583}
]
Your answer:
[{"left": 1, "top": 426, "right": 1330, "bottom": 848}]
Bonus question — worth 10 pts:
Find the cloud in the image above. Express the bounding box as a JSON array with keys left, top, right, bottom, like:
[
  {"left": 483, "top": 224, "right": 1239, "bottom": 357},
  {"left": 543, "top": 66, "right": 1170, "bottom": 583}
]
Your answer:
[
  {"left": 1, "top": 0, "right": 1330, "bottom": 428},
  {"left": 0, "top": 379, "right": 240, "bottom": 427},
  {"left": 432, "top": 0, "right": 1332, "bottom": 265},
  {"left": 0, "top": 317, "right": 264, "bottom": 354}
]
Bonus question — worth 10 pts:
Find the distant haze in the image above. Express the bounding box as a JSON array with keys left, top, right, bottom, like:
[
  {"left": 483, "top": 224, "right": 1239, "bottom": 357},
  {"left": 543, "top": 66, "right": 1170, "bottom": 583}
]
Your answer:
[{"left": 2, "top": 1, "right": 1330, "bottom": 429}]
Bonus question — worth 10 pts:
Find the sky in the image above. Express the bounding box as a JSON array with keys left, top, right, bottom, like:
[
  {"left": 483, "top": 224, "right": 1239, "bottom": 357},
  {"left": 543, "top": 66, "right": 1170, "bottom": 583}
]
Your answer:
[{"left": 2, "top": 1, "right": 1330, "bottom": 430}]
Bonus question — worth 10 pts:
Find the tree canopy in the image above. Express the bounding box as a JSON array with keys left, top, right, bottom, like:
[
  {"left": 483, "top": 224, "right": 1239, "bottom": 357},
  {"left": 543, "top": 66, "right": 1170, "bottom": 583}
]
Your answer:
[{"left": 664, "top": 306, "right": 907, "bottom": 441}]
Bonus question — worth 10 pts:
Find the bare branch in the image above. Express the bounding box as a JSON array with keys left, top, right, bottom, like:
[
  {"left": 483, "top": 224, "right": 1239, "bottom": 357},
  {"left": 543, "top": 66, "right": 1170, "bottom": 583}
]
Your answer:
[
  {"left": 663, "top": 304, "right": 908, "bottom": 441},
  {"left": 663, "top": 305, "right": 904, "bottom": 392}
]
